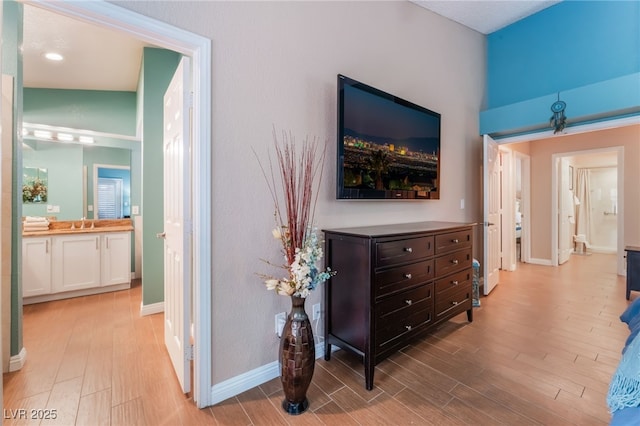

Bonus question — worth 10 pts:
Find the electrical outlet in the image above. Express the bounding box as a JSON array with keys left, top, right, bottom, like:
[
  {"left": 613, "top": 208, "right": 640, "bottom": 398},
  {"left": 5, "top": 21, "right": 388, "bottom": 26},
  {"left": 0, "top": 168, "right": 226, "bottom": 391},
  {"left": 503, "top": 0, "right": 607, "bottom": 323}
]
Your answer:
[
  {"left": 312, "top": 303, "right": 321, "bottom": 321},
  {"left": 275, "top": 312, "right": 287, "bottom": 337}
]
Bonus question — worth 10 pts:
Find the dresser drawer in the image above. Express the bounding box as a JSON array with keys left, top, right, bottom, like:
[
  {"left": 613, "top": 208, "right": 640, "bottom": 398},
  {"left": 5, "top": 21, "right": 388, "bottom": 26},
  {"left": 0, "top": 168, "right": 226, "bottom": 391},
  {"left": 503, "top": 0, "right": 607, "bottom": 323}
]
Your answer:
[
  {"left": 435, "top": 248, "right": 471, "bottom": 277},
  {"left": 435, "top": 287, "right": 472, "bottom": 320},
  {"left": 376, "top": 284, "right": 433, "bottom": 329},
  {"left": 376, "top": 236, "right": 434, "bottom": 268},
  {"left": 435, "top": 269, "right": 472, "bottom": 295},
  {"left": 375, "top": 260, "right": 434, "bottom": 299},
  {"left": 435, "top": 229, "right": 472, "bottom": 254},
  {"left": 376, "top": 304, "right": 433, "bottom": 351}
]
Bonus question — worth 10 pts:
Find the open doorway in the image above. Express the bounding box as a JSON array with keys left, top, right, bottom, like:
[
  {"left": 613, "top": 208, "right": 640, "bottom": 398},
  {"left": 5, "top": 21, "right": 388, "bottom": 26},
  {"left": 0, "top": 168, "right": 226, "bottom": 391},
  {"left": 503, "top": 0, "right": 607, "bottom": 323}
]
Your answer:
[
  {"left": 7, "top": 1, "right": 212, "bottom": 408},
  {"left": 552, "top": 148, "right": 621, "bottom": 265}
]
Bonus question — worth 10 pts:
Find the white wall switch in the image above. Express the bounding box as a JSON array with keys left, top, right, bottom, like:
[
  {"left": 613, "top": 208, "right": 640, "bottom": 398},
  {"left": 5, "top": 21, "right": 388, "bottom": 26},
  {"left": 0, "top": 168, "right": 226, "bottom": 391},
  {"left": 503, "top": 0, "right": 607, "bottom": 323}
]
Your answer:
[
  {"left": 460, "top": 199, "right": 465, "bottom": 209},
  {"left": 87, "top": 205, "right": 93, "bottom": 212},
  {"left": 132, "top": 205, "right": 139, "bottom": 215}
]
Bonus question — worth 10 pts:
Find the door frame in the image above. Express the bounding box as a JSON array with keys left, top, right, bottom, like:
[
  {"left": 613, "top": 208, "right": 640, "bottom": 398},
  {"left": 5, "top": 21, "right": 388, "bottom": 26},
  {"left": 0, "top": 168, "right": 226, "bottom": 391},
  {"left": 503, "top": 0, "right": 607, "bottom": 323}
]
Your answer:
[
  {"left": 492, "top": 116, "right": 635, "bottom": 276},
  {"left": 551, "top": 147, "right": 624, "bottom": 274},
  {"left": 25, "top": 0, "right": 212, "bottom": 408}
]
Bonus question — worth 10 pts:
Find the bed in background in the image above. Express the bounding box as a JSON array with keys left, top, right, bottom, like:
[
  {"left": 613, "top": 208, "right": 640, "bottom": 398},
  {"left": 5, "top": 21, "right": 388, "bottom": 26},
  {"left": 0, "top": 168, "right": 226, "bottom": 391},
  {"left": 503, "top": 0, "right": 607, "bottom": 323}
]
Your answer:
[{"left": 608, "top": 297, "right": 640, "bottom": 425}]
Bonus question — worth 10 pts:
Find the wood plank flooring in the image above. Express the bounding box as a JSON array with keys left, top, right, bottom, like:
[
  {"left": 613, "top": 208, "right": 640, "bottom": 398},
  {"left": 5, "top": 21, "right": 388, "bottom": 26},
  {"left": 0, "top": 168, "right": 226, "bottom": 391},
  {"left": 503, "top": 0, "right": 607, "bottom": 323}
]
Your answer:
[{"left": 3, "top": 253, "right": 633, "bottom": 425}]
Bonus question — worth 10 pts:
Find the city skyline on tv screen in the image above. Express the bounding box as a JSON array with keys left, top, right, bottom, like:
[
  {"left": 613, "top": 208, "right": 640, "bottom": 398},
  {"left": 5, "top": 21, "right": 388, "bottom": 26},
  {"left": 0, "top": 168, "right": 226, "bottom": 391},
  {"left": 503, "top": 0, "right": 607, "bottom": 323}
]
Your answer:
[{"left": 339, "top": 80, "right": 440, "bottom": 199}]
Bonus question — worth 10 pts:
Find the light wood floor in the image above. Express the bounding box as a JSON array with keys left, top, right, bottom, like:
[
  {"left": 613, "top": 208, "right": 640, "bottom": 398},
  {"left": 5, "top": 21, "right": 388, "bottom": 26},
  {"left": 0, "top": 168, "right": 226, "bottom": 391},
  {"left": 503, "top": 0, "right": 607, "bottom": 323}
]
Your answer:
[{"left": 3, "top": 253, "right": 633, "bottom": 425}]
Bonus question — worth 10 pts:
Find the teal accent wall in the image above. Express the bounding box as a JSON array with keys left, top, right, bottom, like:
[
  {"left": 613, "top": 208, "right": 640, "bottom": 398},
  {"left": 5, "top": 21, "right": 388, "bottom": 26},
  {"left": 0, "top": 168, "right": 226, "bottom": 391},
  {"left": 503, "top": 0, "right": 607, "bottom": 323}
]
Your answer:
[
  {"left": 481, "top": 0, "right": 640, "bottom": 136},
  {"left": 3, "top": 0, "right": 23, "bottom": 357},
  {"left": 140, "top": 48, "right": 181, "bottom": 305},
  {"left": 23, "top": 88, "right": 137, "bottom": 135}
]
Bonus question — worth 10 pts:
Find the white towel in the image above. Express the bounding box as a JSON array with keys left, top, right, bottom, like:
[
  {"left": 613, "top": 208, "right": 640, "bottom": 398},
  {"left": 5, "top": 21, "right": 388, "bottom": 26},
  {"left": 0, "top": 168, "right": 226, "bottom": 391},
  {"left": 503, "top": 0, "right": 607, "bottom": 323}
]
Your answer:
[
  {"left": 24, "top": 216, "right": 49, "bottom": 223},
  {"left": 23, "top": 223, "right": 49, "bottom": 231}
]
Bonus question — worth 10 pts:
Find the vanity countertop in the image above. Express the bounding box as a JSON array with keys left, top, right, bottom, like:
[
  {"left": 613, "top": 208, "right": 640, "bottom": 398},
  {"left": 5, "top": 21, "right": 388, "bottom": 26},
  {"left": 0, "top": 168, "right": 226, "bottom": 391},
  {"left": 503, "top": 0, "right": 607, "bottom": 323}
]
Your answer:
[{"left": 22, "top": 218, "right": 134, "bottom": 237}]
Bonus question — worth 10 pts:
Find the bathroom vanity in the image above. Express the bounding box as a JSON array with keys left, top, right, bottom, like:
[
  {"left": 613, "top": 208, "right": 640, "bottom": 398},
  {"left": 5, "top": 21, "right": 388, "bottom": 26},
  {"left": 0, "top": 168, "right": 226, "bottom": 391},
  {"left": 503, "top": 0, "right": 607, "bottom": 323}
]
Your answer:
[{"left": 22, "top": 219, "right": 133, "bottom": 304}]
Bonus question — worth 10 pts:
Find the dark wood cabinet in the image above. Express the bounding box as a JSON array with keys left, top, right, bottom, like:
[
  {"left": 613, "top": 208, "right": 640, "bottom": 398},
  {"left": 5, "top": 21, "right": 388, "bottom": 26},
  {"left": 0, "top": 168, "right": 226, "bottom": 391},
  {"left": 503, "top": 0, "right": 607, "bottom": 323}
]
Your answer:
[
  {"left": 322, "top": 221, "right": 475, "bottom": 390},
  {"left": 626, "top": 246, "right": 640, "bottom": 300}
]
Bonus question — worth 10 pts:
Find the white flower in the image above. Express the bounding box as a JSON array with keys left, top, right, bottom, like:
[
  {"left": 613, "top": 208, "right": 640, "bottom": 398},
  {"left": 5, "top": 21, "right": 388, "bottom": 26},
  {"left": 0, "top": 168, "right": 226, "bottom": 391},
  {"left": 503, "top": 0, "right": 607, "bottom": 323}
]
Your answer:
[
  {"left": 260, "top": 226, "right": 336, "bottom": 298},
  {"left": 265, "top": 279, "right": 279, "bottom": 291},
  {"left": 272, "top": 227, "right": 282, "bottom": 240}
]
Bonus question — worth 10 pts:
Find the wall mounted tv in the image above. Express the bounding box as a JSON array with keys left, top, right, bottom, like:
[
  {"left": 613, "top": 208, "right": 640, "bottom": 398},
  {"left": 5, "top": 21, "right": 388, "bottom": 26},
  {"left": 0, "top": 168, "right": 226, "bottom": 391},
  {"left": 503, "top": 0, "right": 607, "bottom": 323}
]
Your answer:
[{"left": 337, "top": 74, "right": 441, "bottom": 200}]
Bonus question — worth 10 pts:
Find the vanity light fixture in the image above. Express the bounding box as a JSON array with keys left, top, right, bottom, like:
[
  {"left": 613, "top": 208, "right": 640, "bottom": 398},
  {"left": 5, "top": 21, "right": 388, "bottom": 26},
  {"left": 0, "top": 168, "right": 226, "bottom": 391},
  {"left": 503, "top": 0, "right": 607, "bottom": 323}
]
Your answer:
[
  {"left": 56, "top": 133, "right": 74, "bottom": 142},
  {"left": 44, "top": 52, "right": 64, "bottom": 61},
  {"left": 78, "top": 135, "right": 95, "bottom": 144},
  {"left": 33, "top": 130, "right": 53, "bottom": 139}
]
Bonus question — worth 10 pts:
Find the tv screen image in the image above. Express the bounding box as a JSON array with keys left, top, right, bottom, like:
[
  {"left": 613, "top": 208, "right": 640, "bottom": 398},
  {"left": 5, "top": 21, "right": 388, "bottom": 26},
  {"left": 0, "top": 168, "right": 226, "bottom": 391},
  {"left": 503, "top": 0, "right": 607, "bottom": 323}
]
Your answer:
[{"left": 337, "top": 74, "right": 441, "bottom": 200}]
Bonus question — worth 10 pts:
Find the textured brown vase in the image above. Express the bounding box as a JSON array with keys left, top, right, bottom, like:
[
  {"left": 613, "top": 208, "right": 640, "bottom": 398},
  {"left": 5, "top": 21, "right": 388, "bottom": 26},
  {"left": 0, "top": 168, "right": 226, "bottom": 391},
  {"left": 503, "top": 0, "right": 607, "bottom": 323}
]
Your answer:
[{"left": 279, "top": 296, "right": 315, "bottom": 415}]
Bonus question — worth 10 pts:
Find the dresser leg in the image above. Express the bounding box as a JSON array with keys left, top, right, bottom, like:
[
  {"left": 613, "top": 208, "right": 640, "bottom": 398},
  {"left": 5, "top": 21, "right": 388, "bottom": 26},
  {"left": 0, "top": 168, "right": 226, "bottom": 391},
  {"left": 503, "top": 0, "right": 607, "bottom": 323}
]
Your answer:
[
  {"left": 467, "top": 308, "right": 473, "bottom": 322},
  {"left": 324, "top": 343, "right": 332, "bottom": 361},
  {"left": 365, "top": 356, "right": 374, "bottom": 390}
]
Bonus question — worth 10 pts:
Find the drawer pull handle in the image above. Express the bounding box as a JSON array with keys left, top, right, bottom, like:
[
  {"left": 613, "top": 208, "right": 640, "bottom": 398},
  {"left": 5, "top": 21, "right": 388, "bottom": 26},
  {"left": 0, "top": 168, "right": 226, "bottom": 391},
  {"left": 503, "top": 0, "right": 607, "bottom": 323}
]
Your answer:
[
  {"left": 452, "top": 280, "right": 459, "bottom": 285},
  {"left": 405, "top": 325, "right": 412, "bottom": 331},
  {"left": 451, "top": 259, "right": 459, "bottom": 265},
  {"left": 452, "top": 239, "right": 459, "bottom": 243},
  {"left": 405, "top": 299, "right": 412, "bottom": 305},
  {"left": 404, "top": 273, "right": 412, "bottom": 280},
  {"left": 452, "top": 301, "right": 459, "bottom": 306},
  {"left": 404, "top": 247, "right": 413, "bottom": 253}
]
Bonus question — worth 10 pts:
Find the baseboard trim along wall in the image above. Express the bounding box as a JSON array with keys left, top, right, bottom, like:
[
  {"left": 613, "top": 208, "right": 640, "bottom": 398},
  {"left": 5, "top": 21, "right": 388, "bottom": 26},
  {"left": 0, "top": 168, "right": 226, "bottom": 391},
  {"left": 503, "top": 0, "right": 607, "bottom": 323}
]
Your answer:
[
  {"left": 210, "top": 341, "right": 329, "bottom": 405},
  {"left": 140, "top": 301, "right": 164, "bottom": 316},
  {"left": 528, "top": 258, "right": 553, "bottom": 266},
  {"left": 9, "top": 347, "right": 27, "bottom": 372}
]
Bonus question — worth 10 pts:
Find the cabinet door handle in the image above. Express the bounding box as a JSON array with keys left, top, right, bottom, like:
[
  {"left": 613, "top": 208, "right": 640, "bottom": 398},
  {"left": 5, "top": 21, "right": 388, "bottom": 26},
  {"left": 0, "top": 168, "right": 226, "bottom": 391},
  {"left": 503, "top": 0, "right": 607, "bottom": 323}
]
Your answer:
[
  {"left": 452, "top": 239, "right": 459, "bottom": 243},
  {"left": 452, "top": 301, "right": 459, "bottom": 306},
  {"left": 46, "top": 240, "right": 49, "bottom": 254},
  {"left": 405, "top": 299, "right": 412, "bottom": 305},
  {"left": 452, "top": 280, "right": 459, "bottom": 285},
  {"left": 405, "top": 325, "right": 412, "bottom": 331},
  {"left": 404, "top": 273, "right": 412, "bottom": 280},
  {"left": 97, "top": 237, "right": 100, "bottom": 250},
  {"left": 404, "top": 247, "right": 413, "bottom": 253},
  {"left": 451, "top": 259, "right": 459, "bottom": 265}
]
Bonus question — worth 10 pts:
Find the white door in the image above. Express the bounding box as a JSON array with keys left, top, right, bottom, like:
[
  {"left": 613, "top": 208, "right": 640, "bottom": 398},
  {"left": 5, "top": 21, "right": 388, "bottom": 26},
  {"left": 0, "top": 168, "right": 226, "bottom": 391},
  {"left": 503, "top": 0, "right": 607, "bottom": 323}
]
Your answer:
[
  {"left": 483, "top": 134, "right": 501, "bottom": 295},
  {"left": 162, "top": 57, "right": 192, "bottom": 394},
  {"left": 558, "top": 158, "right": 573, "bottom": 264}
]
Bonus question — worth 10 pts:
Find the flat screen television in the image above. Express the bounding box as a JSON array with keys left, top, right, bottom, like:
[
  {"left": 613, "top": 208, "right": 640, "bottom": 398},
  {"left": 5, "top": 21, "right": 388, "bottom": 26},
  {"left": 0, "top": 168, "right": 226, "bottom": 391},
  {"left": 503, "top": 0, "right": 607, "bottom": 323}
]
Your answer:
[{"left": 337, "top": 74, "right": 441, "bottom": 200}]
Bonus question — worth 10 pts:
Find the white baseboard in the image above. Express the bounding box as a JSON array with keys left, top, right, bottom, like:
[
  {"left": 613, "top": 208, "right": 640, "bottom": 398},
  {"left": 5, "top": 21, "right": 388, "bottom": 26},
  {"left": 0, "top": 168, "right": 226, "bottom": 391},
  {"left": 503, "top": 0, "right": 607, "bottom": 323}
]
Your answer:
[
  {"left": 140, "top": 301, "right": 164, "bottom": 316},
  {"left": 528, "top": 258, "right": 553, "bottom": 266},
  {"left": 9, "top": 347, "right": 27, "bottom": 372},
  {"left": 210, "top": 341, "right": 327, "bottom": 406}
]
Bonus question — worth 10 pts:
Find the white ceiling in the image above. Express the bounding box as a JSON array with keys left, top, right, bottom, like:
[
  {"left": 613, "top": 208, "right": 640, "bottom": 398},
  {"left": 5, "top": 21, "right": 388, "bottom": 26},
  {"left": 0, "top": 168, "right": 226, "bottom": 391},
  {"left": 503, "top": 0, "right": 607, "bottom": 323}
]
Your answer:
[
  {"left": 412, "top": 0, "right": 560, "bottom": 35},
  {"left": 22, "top": 1, "right": 560, "bottom": 92},
  {"left": 22, "top": 4, "right": 151, "bottom": 92}
]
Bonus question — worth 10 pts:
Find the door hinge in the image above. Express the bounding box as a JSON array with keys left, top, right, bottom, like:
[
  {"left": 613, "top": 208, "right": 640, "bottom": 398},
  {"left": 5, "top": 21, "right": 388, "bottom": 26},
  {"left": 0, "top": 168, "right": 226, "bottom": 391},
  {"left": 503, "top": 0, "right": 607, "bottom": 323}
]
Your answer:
[{"left": 186, "top": 344, "right": 194, "bottom": 361}]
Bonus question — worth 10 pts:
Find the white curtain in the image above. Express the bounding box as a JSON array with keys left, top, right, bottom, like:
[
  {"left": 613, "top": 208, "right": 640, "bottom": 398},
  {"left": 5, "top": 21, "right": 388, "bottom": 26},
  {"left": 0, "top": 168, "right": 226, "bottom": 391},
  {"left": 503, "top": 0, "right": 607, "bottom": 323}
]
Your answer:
[{"left": 575, "top": 168, "right": 591, "bottom": 245}]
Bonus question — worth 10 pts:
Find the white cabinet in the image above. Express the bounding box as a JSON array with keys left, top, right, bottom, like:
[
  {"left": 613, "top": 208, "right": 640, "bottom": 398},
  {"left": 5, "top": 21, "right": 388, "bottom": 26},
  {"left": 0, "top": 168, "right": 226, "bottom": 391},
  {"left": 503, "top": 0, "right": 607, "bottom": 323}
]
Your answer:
[
  {"left": 23, "top": 230, "right": 131, "bottom": 303},
  {"left": 101, "top": 232, "right": 131, "bottom": 287},
  {"left": 22, "top": 237, "right": 52, "bottom": 297},
  {"left": 52, "top": 234, "right": 101, "bottom": 293}
]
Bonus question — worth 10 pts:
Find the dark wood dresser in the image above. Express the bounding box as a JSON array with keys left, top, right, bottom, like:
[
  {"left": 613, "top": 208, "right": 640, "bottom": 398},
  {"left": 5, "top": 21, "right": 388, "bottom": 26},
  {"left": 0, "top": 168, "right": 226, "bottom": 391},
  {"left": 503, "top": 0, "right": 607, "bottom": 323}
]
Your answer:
[
  {"left": 626, "top": 246, "right": 640, "bottom": 300},
  {"left": 322, "top": 221, "right": 475, "bottom": 390}
]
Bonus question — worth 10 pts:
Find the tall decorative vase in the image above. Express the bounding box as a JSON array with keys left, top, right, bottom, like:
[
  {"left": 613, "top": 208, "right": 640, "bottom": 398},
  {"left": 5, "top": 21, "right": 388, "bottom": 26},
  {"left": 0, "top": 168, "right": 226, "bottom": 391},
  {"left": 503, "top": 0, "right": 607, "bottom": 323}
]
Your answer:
[{"left": 279, "top": 295, "right": 315, "bottom": 415}]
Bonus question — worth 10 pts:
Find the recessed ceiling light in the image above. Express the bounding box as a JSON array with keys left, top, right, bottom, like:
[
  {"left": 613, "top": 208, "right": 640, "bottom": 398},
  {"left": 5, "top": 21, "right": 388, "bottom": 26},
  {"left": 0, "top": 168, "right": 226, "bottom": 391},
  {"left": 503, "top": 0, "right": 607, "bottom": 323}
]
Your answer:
[{"left": 44, "top": 52, "right": 64, "bottom": 61}]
